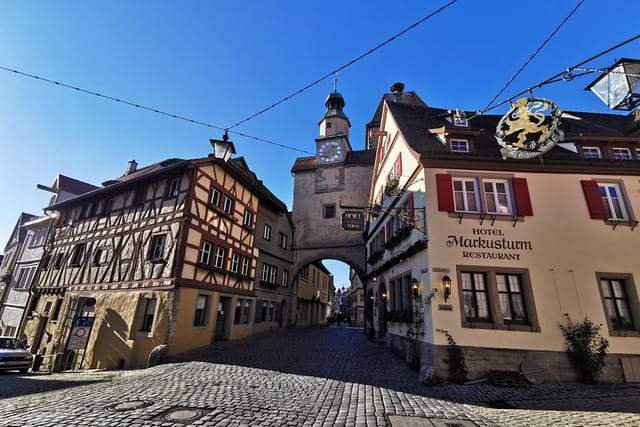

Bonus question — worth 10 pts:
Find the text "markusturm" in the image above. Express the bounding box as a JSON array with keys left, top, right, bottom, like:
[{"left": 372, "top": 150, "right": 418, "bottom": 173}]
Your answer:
[{"left": 446, "top": 235, "right": 533, "bottom": 251}]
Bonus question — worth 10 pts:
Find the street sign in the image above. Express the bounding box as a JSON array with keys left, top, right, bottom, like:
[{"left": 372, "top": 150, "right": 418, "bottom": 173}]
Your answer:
[
  {"left": 67, "top": 316, "right": 95, "bottom": 350},
  {"left": 342, "top": 211, "right": 364, "bottom": 231}
]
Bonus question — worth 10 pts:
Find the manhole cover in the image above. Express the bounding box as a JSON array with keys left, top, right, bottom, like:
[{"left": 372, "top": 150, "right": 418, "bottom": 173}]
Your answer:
[
  {"left": 104, "top": 400, "right": 154, "bottom": 412},
  {"left": 154, "top": 407, "right": 208, "bottom": 424}
]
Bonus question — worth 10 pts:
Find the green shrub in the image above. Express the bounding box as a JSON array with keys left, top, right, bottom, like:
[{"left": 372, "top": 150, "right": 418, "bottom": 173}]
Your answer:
[
  {"left": 437, "top": 329, "right": 468, "bottom": 384},
  {"left": 559, "top": 316, "right": 609, "bottom": 384}
]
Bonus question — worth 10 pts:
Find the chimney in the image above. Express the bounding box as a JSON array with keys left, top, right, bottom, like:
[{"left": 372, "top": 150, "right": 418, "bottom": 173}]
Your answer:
[{"left": 125, "top": 160, "right": 138, "bottom": 175}]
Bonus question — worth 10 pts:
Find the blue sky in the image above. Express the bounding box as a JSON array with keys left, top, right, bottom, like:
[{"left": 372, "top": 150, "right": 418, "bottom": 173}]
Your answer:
[{"left": 1, "top": 1, "right": 638, "bottom": 286}]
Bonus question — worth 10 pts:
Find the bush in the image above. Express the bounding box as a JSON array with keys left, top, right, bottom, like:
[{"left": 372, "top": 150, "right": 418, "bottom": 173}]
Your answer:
[
  {"left": 559, "top": 316, "right": 609, "bottom": 384},
  {"left": 437, "top": 329, "right": 468, "bottom": 384}
]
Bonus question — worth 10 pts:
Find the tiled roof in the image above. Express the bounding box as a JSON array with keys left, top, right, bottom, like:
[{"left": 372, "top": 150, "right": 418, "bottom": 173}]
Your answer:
[
  {"left": 56, "top": 175, "right": 99, "bottom": 194},
  {"left": 291, "top": 150, "right": 375, "bottom": 173},
  {"left": 228, "top": 157, "right": 288, "bottom": 213}
]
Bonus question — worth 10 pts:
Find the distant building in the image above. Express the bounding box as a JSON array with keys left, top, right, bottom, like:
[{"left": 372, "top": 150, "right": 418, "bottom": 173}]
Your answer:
[{"left": 295, "top": 261, "right": 331, "bottom": 326}]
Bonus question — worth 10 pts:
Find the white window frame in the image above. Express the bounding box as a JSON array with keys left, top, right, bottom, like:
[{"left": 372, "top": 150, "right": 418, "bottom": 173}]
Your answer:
[
  {"left": 261, "top": 264, "right": 270, "bottom": 282},
  {"left": 241, "top": 257, "right": 250, "bottom": 276},
  {"left": 452, "top": 177, "right": 481, "bottom": 213},
  {"left": 278, "top": 232, "right": 287, "bottom": 249},
  {"left": 223, "top": 196, "right": 233, "bottom": 214},
  {"left": 214, "top": 247, "right": 226, "bottom": 269},
  {"left": 482, "top": 178, "right": 513, "bottom": 215},
  {"left": 613, "top": 147, "right": 632, "bottom": 160},
  {"left": 230, "top": 253, "right": 240, "bottom": 273},
  {"left": 450, "top": 139, "right": 470, "bottom": 153},
  {"left": 263, "top": 224, "right": 272, "bottom": 240},
  {"left": 199, "top": 241, "right": 213, "bottom": 265},
  {"left": 282, "top": 270, "right": 289, "bottom": 287},
  {"left": 243, "top": 210, "right": 253, "bottom": 227},
  {"left": 598, "top": 182, "right": 629, "bottom": 220},
  {"left": 148, "top": 234, "right": 166, "bottom": 260},
  {"left": 583, "top": 146, "right": 602, "bottom": 159},
  {"left": 210, "top": 188, "right": 221, "bottom": 206},
  {"left": 167, "top": 178, "right": 181, "bottom": 198},
  {"left": 139, "top": 297, "right": 157, "bottom": 333},
  {"left": 193, "top": 294, "right": 209, "bottom": 327}
]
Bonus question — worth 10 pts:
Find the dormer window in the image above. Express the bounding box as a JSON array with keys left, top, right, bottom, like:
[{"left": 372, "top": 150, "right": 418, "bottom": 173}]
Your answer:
[
  {"left": 613, "top": 147, "right": 632, "bottom": 160},
  {"left": 582, "top": 146, "right": 601, "bottom": 159},
  {"left": 450, "top": 139, "right": 470, "bottom": 153},
  {"left": 452, "top": 110, "right": 468, "bottom": 127}
]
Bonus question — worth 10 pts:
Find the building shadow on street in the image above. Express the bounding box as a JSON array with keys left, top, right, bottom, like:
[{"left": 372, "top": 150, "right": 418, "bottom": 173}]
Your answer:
[{"left": 0, "top": 372, "right": 110, "bottom": 399}]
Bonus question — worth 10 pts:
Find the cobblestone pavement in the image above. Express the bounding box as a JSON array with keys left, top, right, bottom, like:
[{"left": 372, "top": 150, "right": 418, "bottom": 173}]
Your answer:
[{"left": 1, "top": 326, "right": 639, "bottom": 426}]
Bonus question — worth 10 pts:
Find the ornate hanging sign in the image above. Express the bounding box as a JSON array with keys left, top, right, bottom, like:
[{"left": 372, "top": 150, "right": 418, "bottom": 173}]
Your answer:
[{"left": 495, "top": 97, "right": 564, "bottom": 160}]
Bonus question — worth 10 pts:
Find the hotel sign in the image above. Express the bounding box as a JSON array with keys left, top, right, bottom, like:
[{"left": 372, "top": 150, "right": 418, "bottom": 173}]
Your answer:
[
  {"left": 342, "top": 211, "right": 364, "bottom": 231},
  {"left": 446, "top": 227, "right": 532, "bottom": 261}
]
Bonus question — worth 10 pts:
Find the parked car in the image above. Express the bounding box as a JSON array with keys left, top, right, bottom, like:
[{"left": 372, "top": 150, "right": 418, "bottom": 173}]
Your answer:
[{"left": 0, "top": 337, "right": 33, "bottom": 373}]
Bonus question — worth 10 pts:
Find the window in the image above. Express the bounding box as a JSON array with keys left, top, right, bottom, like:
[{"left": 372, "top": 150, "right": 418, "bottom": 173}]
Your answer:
[
  {"left": 53, "top": 252, "right": 65, "bottom": 269},
  {"left": 483, "top": 179, "right": 513, "bottom": 214},
  {"left": 199, "top": 241, "right": 213, "bottom": 265},
  {"left": 450, "top": 139, "right": 469, "bottom": 153},
  {"left": 104, "top": 198, "right": 114, "bottom": 216},
  {"left": 16, "top": 265, "right": 37, "bottom": 289},
  {"left": 243, "top": 210, "right": 254, "bottom": 227},
  {"left": 323, "top": 204, "right": 336, "bottom": 219},
  {"left": 496, "top": 273, "right": 529, "bottom": 324},
  {"left": 230, "top": 252, "right": 240, "bottom": 273},
  {"left": 613, "top": 148, "right": 632, "bottom": 160},
  {"left": 459, "top": 268, "right": 538, "bottom": 331},
  {"left": 599, "top": 277, "right": 637, "bottom": 332},
  {"left": 214, "top": 246, "right": 226, "bottom": 269},
  {"left": 69, "top": 243, "right": 86, "bottom": 267},
  {"left": 278, "top": 233, "right": 287, "bottom": 249},
  {"left": 140, "top": 298, "right": 157, "bottom": 332},
  {"left": 282, "top": 270, "right": 289, "bottom": 287},
  {"left": 263, "top": 224, "right": 272, "bottom": 240},
  {"left": 133, "top": 188, "right": 146, "bottom": 206},
  {"left": 30, "top": 228, "right": 47, "bottom": 247},
  {"left": 210, "top": 188, "right": 221, "bottom": 207},
  {"left": 599, "top": 183, "right": 629, "bottom": 220},
  {"left": 261, "top": 263, "right": 277, "bottom": 284},
  {"left": 93, "top": 248, "right": 103, "bottom": 266},
  {"left": 148, "top": 234, "right": 166, "bottom": 260},
  {"left": 51, "top": 299, "right": 63, "bottom": 321},
  {"left": 234, "top": 299, "right": 251, "bottom": 324},
  {"left": 438, "top": 174, "right": 532, "bottom": 217},
  {"left": 193, "top": 295, "right": 209, "bottom": 327},
  {"left": 223, "top": 196, "right": 234, "bottom": 214},
  {"left": 453, "top": 178, "right": 480, "bottom": 213},
  {"left": 583, "top": 146, "right": 602, "bottom": 159},
  {"left": 167, "top": 178, "right": 181, "bottom": 198},
  {"left": 241, "top": 256, "right": 250, "bottom": 276}
]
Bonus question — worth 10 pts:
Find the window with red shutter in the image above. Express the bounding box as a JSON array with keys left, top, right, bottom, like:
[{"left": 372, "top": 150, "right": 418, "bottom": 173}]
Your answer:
[
  {"left": 436, "top": 174, "right": 455, "bottom": 212},
  {"left": 512, "top": 178, "right": 533, "bottom": 216},
  {"left": 396, "top": 152, "right": 403, "bottom": 177},
  {"left": 581, "top": 180, "right": 607, "bottom": 220}
]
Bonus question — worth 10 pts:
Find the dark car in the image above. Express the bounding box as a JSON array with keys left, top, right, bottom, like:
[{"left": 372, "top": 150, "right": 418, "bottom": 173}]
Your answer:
[{"left": 0, "top": 337, "right": 33, "bottom": 373}]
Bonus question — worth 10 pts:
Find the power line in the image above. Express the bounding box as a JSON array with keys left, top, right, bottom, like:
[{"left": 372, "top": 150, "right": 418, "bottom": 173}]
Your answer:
[
  {"left": 226, "top": 0, "right": 459, "bottom": 131},
  {"left": 0, "top": 65, "right": 308, "bottom": 154},
  {"left": 481, "top": 0, "right": 585, "bottom": 113},
  {"left": 474, "top": 33, "right": 640, "bottom": 116}
]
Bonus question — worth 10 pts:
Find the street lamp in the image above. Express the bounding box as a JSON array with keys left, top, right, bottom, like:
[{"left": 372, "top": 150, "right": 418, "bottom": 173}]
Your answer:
[
  {"left": 210, "top": 130, "right": 236, "bottom": 162},
  {"left": 585, "top": 58, "right": 640, "bottom": 111}
]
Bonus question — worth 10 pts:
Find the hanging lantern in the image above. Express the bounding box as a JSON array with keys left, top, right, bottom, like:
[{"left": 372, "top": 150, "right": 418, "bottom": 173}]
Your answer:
[
  {"left": 585, "top": 58, "right": 640, "bottom": 111},
  {"left": 209, "top": 131, "right": 236, "bottom": 162}
]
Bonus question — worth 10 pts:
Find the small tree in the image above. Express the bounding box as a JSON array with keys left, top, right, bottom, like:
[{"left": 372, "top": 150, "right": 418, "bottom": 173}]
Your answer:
[
  {"left": 436, "top": 329, "right": 468, "bottom": 384},
  {"left": 559, "top": 316, "right": 609, "bottom": 384}
]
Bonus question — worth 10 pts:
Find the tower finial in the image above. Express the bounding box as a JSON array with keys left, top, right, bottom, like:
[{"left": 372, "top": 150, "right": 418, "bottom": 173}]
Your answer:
[{"left": 333, "top": 74, "right": 338, "bottom": 92}]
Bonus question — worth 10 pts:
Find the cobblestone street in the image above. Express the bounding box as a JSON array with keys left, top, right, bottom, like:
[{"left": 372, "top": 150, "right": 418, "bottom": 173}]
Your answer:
[{"left": 1, "top": 326, "right": 640, "bottom": 426}]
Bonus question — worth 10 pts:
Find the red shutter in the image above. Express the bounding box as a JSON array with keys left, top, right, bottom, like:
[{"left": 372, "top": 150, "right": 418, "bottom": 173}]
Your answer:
[
  {"left": 581, "top": 180, "right": 607, "bottom": 219},
  {"left": 396, "top": 152, "right": 403, "bottom": 177},
  {"left": 436, "top": 174, "right": 454, "bottom": 212},
  {"left": 512, "top": 178, "right": 533, "bottom": 216},
  {"left": 407, "top": 192, "right": 415, "bottom": 225}
]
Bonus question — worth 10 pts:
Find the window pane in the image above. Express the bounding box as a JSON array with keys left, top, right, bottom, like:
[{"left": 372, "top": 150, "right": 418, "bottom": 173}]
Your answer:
[
  {"left": 476, "top": 293, "right": 490, "bottom": 319},
  {"left": 499, "top": 293, "right": 512, "bottom": 319},
  {"left": 496, "top": 274, "right": 507, "bottom": 292},
  {"left": 473, "top": 273, "right": 486, "bottom": 290}
]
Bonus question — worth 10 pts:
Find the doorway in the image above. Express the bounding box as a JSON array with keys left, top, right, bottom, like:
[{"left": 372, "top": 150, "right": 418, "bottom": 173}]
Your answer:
[{"left": 214, "top": 297, "right": 231, "bottom": 341}]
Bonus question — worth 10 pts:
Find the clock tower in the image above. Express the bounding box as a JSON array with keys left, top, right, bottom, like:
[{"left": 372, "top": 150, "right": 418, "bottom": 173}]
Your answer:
[
  {"left": 316, "top": 83, "right": 352, "bottom": 165},
  {"left": 291, "top": 85, "right": 375, "bottom": 282}
]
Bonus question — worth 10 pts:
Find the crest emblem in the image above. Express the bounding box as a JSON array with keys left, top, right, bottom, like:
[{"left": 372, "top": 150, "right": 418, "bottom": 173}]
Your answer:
[{"left": 495, "top": 97, "right": 564, "bottom": 160}]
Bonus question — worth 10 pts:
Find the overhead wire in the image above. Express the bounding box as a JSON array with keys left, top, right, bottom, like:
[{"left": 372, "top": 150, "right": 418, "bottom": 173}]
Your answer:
[
  {"left": 481, "top": 0, "right": 585, "bottom": 113},
  {"left": 226, "top": 0, "right": 459, "bottom": 130},
  {"left": 471, "top": 33, "right": 640, "bottom": 118},
  {"left": 0, "top": 65, "right": 310, "bottom": 154}
]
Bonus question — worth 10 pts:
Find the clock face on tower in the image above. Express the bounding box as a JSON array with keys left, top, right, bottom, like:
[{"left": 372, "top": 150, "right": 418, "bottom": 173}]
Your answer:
[{"left": 317, "top": 140, "right": 344, "bottom": 164}]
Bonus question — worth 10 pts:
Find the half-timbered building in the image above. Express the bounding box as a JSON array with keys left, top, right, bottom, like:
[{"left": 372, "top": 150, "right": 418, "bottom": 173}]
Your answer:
[{"left": 22, "top": 152, "right": 282, "bottom": 370}]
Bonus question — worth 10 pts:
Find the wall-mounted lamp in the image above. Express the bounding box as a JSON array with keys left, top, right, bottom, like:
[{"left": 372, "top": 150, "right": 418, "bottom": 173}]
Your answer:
[
  {"left": 381, "top": 291, "right": 388, "bottom": 300},
  {"left": 410, "top": 278, "right": 421, "bottom": 298},
  {"left": 442, "top": 275, "right": 452, "bottom": 302}
]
